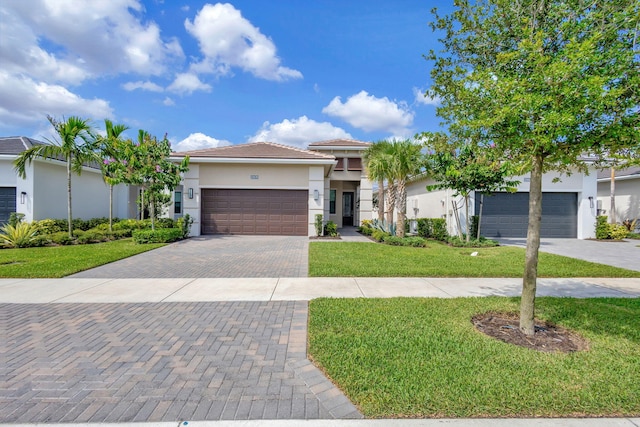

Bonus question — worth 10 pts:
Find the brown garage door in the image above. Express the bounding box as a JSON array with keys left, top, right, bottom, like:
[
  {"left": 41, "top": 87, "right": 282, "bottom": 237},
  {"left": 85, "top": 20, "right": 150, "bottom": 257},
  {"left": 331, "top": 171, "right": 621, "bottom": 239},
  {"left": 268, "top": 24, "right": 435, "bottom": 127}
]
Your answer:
[{"left": 201, "top": 189, "right": 308, "bottom": 235}]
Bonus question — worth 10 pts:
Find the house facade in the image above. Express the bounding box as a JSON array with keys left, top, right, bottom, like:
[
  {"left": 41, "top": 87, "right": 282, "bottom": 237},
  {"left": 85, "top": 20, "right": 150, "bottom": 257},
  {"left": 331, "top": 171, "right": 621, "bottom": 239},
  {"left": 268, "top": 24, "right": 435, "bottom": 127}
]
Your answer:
[
  {"left": 169, "top": 140, "right": 374, "bottom": 236},
  {"left": 0, "top": 136, "right": 133, "bottom": 224},
  {"left": 406, "top": 169, "right": 598, "bottom": 239},
  {"left": 597, "top": 167, "right": 640, "bottom": 229}
]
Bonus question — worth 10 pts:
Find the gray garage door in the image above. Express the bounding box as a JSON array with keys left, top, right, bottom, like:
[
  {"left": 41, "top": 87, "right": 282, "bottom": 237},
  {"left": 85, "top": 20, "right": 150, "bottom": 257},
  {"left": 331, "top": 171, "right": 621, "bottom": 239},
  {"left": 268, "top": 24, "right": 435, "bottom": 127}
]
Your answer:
[
  {"left": 0, "top": 187, "right": 16, "bottom": 224},
  {"left": 201, "top": 189, "right": 308, "bottom": 236},
  {"left": 476, "top": 192, "right": 577, "bottom": 238}
]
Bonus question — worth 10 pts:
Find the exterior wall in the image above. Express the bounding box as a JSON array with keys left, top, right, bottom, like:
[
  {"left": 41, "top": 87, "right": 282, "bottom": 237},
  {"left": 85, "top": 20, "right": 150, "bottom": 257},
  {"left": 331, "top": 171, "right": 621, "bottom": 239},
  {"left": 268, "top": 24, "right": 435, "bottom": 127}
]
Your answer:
[
  {"left": 328, "top": 180, "right": 359, "bottom": 228},
  {"left": 199, "top": 163, "right": 309, "bottom": 188},
  {"left": 597, "top": 178, "right": 640, "bottom": 224},
  {"left": 358, "top": 176, "right": 373, "bottom": 224},
  {"left": 32, "top": 160, "right": 111, "bottom": 220},
  {"left": 308, "top": 166, "right": 325, "bottom": 235},
  {"left": 183, "top": 164, "right": 201, "bottom": 236}
]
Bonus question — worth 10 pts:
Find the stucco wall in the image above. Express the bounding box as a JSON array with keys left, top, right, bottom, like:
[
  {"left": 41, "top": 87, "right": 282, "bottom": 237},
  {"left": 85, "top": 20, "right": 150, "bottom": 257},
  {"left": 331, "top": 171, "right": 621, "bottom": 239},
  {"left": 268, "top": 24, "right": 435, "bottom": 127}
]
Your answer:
[
  {"left": 198, "top": 163, "right": 309, "bottom": 188},
  {"left": 597, "top": 178, "right": 640, "bottom": 223}
]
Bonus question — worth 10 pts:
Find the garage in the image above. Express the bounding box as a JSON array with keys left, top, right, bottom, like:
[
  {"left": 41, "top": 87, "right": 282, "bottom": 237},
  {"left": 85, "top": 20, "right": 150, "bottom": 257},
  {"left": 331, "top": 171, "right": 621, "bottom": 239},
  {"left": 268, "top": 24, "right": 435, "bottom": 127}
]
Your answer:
[
  {"left": 0, "top": 187, "right": 16, "bottom": 224},
  {"left": 476, "top": 192, "right": 577, "bottom": 238},
  {"left": 201, "top": 189, "right": 308, "bottom": 235}
]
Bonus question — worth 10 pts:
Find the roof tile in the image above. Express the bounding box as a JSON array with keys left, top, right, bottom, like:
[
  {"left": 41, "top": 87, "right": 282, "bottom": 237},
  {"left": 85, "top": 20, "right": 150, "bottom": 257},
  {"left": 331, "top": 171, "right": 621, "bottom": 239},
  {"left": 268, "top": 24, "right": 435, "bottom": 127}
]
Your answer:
[{"left": 173, "top": 141, "right": 335, "bottom": 160}]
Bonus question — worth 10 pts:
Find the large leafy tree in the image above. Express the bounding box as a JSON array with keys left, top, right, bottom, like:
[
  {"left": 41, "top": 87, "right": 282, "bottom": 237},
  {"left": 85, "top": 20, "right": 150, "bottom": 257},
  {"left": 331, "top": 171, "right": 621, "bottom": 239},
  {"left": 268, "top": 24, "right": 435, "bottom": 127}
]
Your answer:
[
  {"left": 428, "top": 0, "right": 640, "bottom": 335},
  {"left": 14, "top": 116, "right": 97, "bottom": 237},
  {"left": 95, "top": 119, "right": 129, "bottom": 231},
  {"left": 387, "top": 139, "right": 425, "bottom": 238}
]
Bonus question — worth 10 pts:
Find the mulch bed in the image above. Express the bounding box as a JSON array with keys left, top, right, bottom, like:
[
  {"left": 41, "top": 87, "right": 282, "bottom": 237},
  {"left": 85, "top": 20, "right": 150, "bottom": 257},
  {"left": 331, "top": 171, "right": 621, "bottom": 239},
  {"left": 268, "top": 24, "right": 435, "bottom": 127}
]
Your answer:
[{"left": 472, "top": 312, "right": 589, "bottom": 353}]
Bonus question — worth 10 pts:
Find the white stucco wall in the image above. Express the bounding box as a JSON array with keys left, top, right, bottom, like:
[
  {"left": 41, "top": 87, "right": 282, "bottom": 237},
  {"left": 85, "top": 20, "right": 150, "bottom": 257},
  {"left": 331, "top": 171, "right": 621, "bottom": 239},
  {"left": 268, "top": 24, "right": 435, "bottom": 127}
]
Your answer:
[
  {"left": 597, "top": 177, "right": 640, "bottom": 224},
  {"left": 308, "top": 166, "right": 325, "bottom": 235}
]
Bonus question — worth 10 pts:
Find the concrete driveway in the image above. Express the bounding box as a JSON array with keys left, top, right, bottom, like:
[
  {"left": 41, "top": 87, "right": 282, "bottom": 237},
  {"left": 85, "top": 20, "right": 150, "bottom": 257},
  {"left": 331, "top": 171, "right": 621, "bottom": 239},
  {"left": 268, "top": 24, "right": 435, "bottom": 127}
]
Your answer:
[
  {"left": 497, "top": 238, "right": 640, "bottom": 272},
  {"left": 70, "top": 235, "right": 309, "bottom": 278}
]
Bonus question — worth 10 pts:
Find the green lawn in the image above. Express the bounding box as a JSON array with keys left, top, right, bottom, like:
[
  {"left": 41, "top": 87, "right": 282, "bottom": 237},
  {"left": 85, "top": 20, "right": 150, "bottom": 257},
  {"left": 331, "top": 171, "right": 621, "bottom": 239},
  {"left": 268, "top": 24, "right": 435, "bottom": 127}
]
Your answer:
[
  {"left": 0, "top": 239, "right": 165, "bottom": 278},
  {"left": 309, "top": 241, "right": 640, "bottom": 277},
  {"left": 309, "top": 297, "right": 640, "bottom": 418}
]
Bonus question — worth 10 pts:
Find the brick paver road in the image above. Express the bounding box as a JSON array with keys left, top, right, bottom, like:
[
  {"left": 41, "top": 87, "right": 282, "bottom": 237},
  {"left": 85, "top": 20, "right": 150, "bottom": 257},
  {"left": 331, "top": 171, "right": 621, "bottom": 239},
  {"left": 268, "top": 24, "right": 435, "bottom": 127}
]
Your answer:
[{"left": 1, "top": 301, "right": 361, "bottom": 422}]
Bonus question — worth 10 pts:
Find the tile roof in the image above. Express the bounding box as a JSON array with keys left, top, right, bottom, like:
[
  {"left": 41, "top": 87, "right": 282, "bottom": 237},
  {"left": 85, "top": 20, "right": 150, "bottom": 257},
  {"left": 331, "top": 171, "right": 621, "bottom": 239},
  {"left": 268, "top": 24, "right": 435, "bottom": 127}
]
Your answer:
[
  {"left": 308, "top": 139, "right": 371, "bottom": 147},
  {"left": 597, "top": 167, "right": 640, "bottom": 180},
  {"left": 0, "top": 136, "right": 46, "bottom": 155},
  {"left": 173, "top": 141, "right": 335, "bottom": 160}
]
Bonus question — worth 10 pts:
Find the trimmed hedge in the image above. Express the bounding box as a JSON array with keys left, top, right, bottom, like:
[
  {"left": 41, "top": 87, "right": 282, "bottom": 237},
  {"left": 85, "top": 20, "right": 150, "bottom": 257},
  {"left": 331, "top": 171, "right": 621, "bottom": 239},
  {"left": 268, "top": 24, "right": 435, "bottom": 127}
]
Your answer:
[
  {"left": 132, "top": 228, "right": 182, "bottom": 244},
  {"left": 416, "top": 218, "right": 448, "bottom": 241}
]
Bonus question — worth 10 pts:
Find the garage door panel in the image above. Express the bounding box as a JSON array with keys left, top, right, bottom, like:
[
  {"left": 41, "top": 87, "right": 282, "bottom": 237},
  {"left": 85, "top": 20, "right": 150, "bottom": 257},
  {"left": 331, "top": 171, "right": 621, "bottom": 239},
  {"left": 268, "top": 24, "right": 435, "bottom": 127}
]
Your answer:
[
  {"left": 202, "top": 189, "right": 308, "bottom": 236},
  {"left": 0, "top": 187, "right": 16, "bottom": 224}
]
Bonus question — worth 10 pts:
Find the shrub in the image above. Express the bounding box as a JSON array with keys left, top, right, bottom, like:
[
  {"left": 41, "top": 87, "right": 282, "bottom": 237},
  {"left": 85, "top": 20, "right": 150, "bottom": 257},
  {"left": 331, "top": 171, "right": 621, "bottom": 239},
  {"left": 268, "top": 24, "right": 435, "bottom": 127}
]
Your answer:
[
  {"left": 29, "top": 234, "right": 51, "bottom": 247},
  {"left": 360, "top": 219, "right": 372, "bottom": 229},
  {"left": 417, "top": 218, "right": 449, "bottom": 241},
  {"left": 623, "top": 218, "right": 638, "bottom": 232},
  {"left": 315, "top": 214, "right": 323, "bottom": 236},
  {"left": 359, "top": 226, "right": 374, "bottom": 236},
  {"left": 8, "top": 212, "right": 25, "bottom": 227},
  {"left": 324, "top": 221, "right": 338, "bottom": 237},
  {"left": 609, "top": 224, "right": 629, "bottom": 240},
  {"left": 176, "top": 214, "right": 193, "bottom": 238},
  {"left": 371, "top": 229, "right": 389, "bottom": 242},
  {"left": 0, "top": 222, "right": 39, "bottom": 248},
  {"left": 114, "top": 219, "right": 150, "bottom": 231},
  {"left": 403, "top": 236, "right": 428, "bottom": 247},
  {"left": 596, "top": 216, "right": 630, "bottom": 240},
  {"left": 470, "top": 215, "right": 480, "bottom": 240},
  {"left": 447, "top": 236, "right": 499, "bottom": 247},
  {"left": 132, "top": 228, "right": 182, "bottom": 244},
  {"left": 77, "top": 230, "right": 107, "bottom": 244},
  {"left": 35, "top": 219, "right": 65, "bottom": 234},
  {"left": 385, "top": 235, "right": 404, "bottom": 246},
  {"left": 155, "top": 218, "right": 176, "bottom": 229},
  {"left": 596, "top": 216, "right": 609, "bottom": 239},
  {"left": 49, "top": 232, "right": 74, "bottom": 245},
  {"left": 72, "top": 229, "right": 85, "bottom": 237}
]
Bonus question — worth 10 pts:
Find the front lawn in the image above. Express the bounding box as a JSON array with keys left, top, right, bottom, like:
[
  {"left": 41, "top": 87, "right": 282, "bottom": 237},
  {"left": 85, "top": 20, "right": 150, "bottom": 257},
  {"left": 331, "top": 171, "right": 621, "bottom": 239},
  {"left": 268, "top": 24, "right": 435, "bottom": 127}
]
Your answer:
[
  {"left": 0, "top": 239, "right": 165, "bottom": 278},
  {"left": 309, "top": 241, "right": 640, "bottom": 277},
  {"left": 308, "top": 297, "right": 640, "bottom": 418}
]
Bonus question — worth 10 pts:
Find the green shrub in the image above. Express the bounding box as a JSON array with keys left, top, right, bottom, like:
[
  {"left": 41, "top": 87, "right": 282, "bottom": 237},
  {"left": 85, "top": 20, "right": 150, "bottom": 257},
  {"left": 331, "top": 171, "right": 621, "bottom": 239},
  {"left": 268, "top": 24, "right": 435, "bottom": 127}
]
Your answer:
[
  {"left": 77, "top": 230, "right": 109, "bottom": 244},
  {"left": 596, "top": 216, "right": 609, "bottom": 239},
  {"left": 417, "top": 218, "right": 449, "bottom": 241},
  {"left": 324, "top": 221, "right": 338, "bottom": 237},
  {"left": 113, "top": 219, "right": 150, "bottom": 231},
  {"left": 34, "top": 219, "right": 65, "bottom": 234},
  {"left": 627, "top": 232, "right": 640, "bottom": 240},
  {"left": 385, "top": 235, "right": 404, "bottom": 246},
  {"left": 470, "top": 215, "right": 479, "bottom": 239},
  {"left": 177, "top": 214, "right": 194, "bottom": 238},
  {"left": 0, "top": 222, "right": 39, "bottom": 248},
  {"left": 29, "top": 234, "right": 51, "bottom": 247},
  {"left": 72, "top": 229, "right": 85, "bottom": 237},
  {"left": 49, "top": 232, "right": 74, "bottom": 245},
  {"left": 358, "top": 226, "right": 374, "bottom": 236},
  {"left": 403, "top": 236, "right": 428, "bottom": 247},
  {"left": 132, "top": 228, "right": 182, "bottom": 244},
  {"left": 315, "top": 214, "right": 323, "bottom": 236},
  {"left": 447, "top": 236, "right": 500, "bottom": 247},
  {"left": 8, "top": 212, "right": 25, "bottom": 227},
  {"left": 609, "top": 224, "right": 629, "bottom": 240},
  {"left": 155, "top": 218, "right": 176, "bottom": 229},
  {"left": 371, "top": 229, "right": 389, "bottom": 242}
]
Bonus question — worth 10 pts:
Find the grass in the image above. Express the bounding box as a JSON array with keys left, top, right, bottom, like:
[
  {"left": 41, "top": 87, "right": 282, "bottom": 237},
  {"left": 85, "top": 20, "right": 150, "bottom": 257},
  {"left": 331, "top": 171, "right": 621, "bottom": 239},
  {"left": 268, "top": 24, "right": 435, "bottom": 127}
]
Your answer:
[
  {"left": 0, "top": 239, "right": 165, "bottom": 278},
  {"left": 309, "top": 241, "right": 640, "bottom": 277},
  {"left": 308, "top": 297, "right": 640, "bottom": 418}
]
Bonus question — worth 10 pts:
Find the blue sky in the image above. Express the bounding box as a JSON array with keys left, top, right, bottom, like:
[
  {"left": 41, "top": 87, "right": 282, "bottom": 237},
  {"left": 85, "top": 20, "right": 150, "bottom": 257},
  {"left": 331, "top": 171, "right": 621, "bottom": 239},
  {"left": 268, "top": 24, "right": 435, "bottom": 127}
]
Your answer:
[{"left": 0, "top": 1, "right": 451, "bottom": 151}]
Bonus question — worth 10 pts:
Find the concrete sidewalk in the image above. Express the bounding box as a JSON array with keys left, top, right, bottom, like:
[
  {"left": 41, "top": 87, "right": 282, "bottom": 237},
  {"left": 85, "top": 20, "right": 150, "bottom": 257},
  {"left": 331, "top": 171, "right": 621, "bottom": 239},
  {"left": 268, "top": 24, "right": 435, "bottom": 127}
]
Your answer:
[{"left": 1, "top": 276, "right": 639, "bottom": 303}]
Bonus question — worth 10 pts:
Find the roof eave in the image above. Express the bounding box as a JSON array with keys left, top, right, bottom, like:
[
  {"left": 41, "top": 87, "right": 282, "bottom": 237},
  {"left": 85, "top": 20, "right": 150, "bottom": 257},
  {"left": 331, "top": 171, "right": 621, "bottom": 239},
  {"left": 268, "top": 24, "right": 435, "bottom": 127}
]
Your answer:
[{"left": 169, "top": 156, "right": 336, "bottom": 165}]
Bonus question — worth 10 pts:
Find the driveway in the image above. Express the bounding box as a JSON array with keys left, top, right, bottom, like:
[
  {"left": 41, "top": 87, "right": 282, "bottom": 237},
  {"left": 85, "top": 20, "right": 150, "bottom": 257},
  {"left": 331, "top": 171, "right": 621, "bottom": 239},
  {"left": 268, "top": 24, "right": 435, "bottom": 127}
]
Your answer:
[
  {"left": 70, "top": 235, "right": 309, "bottom": 278},
  {"left": 497, "top": 238, "right": 640, "bottom": 272}
]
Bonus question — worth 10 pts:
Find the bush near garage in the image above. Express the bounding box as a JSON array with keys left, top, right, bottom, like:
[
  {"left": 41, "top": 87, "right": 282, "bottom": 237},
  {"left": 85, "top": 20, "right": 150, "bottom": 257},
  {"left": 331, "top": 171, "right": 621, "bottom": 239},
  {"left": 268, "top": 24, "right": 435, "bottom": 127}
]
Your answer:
[{"left": 132, "top": 228, "right": 183, "bottom": 243}]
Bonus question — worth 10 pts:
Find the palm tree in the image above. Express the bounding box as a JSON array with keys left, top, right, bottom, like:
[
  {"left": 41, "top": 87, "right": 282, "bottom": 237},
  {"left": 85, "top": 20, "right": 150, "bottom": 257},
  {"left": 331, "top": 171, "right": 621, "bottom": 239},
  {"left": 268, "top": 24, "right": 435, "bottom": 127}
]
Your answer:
[
  {"left": 363, "top": 140, "right": 392, "bottom": 223},
  {"left": 96, "top": 119, "right": 129, "bottom": 231},
  {"left": 387, "top": 139, "right": 424, "bottom": 238},
  {"left": 14, "top": 116, "right": 96, "bottom": 238}
]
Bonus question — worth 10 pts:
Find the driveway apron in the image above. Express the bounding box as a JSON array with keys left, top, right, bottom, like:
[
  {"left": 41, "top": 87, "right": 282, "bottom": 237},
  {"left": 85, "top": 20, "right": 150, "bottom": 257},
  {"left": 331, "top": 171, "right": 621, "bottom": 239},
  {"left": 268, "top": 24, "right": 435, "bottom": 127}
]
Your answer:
[{"left": 70, "top": 235, "right": 309, "bottom": 278}]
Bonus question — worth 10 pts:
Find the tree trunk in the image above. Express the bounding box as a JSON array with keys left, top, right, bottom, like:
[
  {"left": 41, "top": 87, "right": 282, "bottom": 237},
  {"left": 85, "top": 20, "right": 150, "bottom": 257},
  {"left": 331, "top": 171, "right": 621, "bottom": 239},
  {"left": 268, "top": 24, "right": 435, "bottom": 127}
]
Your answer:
[
  {"left": 378, "top": 179, "right": 385, "bottom": 222},
  {"left": 465, "top": 194, "right": 470, "bottom": 243},
  {"left": 610, "top": 167, "right": 616, "bottom": 223},
  {"left": 109, "top": 184, "right": 113, "bottom": 232},
  {"left": 477, "top": 193, "right": 484, "bottom": 240},
  {"left": 397, "top": 179, "right": 406, "bottom": 238},
  {"left": 520, "top": 154, "right": 543, "bottom": 336},
  {"left": 386, "top": 181, "right": 396, "bottom": 230},
  {"left": 150, "top": 190, "right": 156, "bottom": 231},
  {"left": 67, "top": 159, "right": 73, "bottom": 238}
]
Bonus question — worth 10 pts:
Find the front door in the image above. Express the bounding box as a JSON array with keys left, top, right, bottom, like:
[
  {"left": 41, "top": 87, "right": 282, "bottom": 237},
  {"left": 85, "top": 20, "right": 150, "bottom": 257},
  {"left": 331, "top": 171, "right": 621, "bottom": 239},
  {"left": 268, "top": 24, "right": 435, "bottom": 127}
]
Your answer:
[{"left": 342, "top": 192, "right": 354, "bottom": 226}]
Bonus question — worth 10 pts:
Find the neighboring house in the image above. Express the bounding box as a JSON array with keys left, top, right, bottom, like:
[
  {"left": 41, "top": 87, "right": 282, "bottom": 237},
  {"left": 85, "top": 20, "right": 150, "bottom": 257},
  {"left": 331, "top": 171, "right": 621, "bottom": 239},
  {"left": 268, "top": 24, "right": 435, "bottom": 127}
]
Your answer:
[
  {"left": 0, "top": 136, "right": 134, "bottom": 223},
  {"left": 169, "top": 140, "right": 374, "bottom": 236},
  {"left": 597, "top": 167, "right": 640, "bottom": 227},
  {"left": 406, "top": 168, "right": 598, "bottom": 239}
]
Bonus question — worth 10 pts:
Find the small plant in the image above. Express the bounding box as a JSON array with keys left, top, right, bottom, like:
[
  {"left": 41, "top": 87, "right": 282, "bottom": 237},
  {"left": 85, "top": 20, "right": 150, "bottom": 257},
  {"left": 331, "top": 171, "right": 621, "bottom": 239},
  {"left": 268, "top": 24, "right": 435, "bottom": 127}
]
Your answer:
[
  {"left": 0, "top": 221, "right": 39, "bottom": 248},
  {"left": 315, "top": 214, "right": 323, "bottom": 236},
  {"left": 447, "top": 236, "right": 499, "bottom": 247},
  {"left": 609, "top": 224, "right": 629, "bottom": 240},
  {"left": 371, "top": 229, "right": 389, "bottom": 242},
  {"left": 8, "top": 212, "right": 25, "bottom": 227},
  {"left": 34, "top": 219, "right": 65, "bottom": 234},
  {"left": 595, "top": 216, "right": 609, "bottom": 239},
  {"left": 176, "top": 214, "right": 193, "bottom": 238},
  {"left": 403, "top": 236, "right": 428, "bottom": 247},
  {"left": 324, "top": 221, "right": 338, "bottom": 237},
  {"left": 417, "top": 218, "right": 449, "bottom": 241},
  {"left": 623, "top": 218, "right": 638, "bottom": 232},
  {"left": 49, "top": 232, "right": 74, "bottom": 245},
  {"left": 132, "top": 228, "right": 183, "bottom": 243}
]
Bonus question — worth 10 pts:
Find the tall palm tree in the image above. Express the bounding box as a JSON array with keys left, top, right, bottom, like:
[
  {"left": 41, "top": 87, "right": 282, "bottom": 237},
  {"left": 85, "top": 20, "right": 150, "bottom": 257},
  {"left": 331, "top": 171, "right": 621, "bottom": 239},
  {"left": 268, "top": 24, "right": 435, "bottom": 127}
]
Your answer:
[
  {"left": 387, "top": 139, "right": 424, "bottom": 238},
  {"left": 363, "top": 140, "right": 392, "bottom": 223},
  {"left": 96, "top": 119, "right": 129, "bottom": 231},
  {"left": 14, "top": 116, "right": 96, "bottom": 237}
]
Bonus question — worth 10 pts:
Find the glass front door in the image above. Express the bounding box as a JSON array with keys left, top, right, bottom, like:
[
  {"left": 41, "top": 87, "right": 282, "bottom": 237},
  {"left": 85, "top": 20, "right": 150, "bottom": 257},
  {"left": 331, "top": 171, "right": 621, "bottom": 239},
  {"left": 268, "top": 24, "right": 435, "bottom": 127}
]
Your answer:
[{"left": 342, "top": 192, "right": 354, "bottom": 226}]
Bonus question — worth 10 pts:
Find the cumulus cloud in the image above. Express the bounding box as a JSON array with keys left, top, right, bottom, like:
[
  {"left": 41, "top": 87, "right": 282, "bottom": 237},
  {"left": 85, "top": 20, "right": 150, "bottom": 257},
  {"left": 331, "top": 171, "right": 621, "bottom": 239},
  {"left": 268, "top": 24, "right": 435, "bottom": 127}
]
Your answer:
[
  {"left": 248, "top": 116, "right": 352, "bottom": 148},
  {"left": 167, "top": 72, "right": 212, "bottom": 95},
  {"left": 322, "top": 91, "right": 414, "bottom": 134},
  {"left": 185, "top": 3, "right": 302, "bottom": 81},
  {"left": 413, "top": 87, "right": 441, "bottom": 106},
  {"left": 0, "top": 71, "right": 113, "bottom": 128},
  {"left": 173, "top": 132, "right": 232, "bottom": 152},
  {"left": 123, "top": 81, "right": 164, "bottom": 92},
  {"left": 162, "top": 97, "right": 175, "bottom": 106}
]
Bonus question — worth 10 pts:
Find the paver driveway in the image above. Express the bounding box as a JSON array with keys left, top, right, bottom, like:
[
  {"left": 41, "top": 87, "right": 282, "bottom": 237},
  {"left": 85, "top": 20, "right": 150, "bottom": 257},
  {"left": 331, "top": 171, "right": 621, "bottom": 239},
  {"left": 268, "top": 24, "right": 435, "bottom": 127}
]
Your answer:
[
  {"left": 0, "top": 301, "right": 361, "bottom": 423},
  {"left": 70, "top": 235, "right": 309, "bottom": 278}
]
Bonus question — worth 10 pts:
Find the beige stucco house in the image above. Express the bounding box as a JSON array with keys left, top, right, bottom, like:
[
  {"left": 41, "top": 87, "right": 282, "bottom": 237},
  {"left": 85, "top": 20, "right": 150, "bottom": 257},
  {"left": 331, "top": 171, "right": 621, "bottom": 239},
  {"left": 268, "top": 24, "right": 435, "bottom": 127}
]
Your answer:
[
  {"left": 597, "top": 167, "right": 640, "bottom": 229},
  {"left": 169, "top": 139, "right": 374, "bottom": 236}
]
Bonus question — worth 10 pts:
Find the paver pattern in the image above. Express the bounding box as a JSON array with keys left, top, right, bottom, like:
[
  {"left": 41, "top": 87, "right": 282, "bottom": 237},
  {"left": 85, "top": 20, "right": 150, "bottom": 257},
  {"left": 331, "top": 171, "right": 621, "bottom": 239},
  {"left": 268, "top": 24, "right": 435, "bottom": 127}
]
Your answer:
[
  {"left": 0, "top": 301, "right": 361, "bottom": 423},
  {"left": 70, "top": 235, "right": 309, "bottom": 278}
]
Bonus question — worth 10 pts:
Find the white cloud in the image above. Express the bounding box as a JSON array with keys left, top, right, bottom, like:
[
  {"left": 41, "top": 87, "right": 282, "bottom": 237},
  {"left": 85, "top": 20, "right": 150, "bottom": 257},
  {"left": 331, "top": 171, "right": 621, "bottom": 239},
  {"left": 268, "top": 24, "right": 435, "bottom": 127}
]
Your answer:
[
  {"left": 322, "top": 91, "right": 414, "bottom": 134},
  {"left": 185, "top": 3, "right": 302, "bottom": 81},
  {"left": 248, "top": 116, "right": 352, "bottom": 148},
  {"left": 413, "top": 87, "right": 440, "bottom": 106},
  {"left": 162, "top": 97, "right": 175, "bottom": 106},
  {"left": 0, "top": 71, "right": 113, "bottom": 128},
  {"left": 181, "top": 5, "right": 190, "bottom": 12},
  {"left": 123, "top": 81, "right": 164, "bottom": 92},
  {"left": 167, "top": 73, "right": 212, "bottom": 95},
  {"left": 173, "top": 132, "right": 232, "bottom": 152}
]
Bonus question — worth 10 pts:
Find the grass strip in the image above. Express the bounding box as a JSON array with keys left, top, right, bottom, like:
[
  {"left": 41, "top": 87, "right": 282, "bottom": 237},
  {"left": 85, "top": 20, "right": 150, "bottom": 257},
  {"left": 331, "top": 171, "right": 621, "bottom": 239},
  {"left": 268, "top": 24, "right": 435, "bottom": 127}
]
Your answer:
[
  {"left": 0, "top": 239, "right": 165, "bottom": 278},
  {"left": 308, "top": 296, "right": 640, "bottom": 418},
  {"left": 309, "top": 241, "right": 640, "bottom": 277}
]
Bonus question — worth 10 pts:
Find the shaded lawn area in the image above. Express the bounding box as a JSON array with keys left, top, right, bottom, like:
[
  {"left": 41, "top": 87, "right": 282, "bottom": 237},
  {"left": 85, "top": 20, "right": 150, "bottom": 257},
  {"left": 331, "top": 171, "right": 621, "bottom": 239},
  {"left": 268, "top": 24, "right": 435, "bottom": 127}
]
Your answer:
[
  {"left": 0, "top": 239, "right": 165, "bottom": 278},
  {"left": 309, "top": 241, "right": 640, "bottom": 277},
  {"left": 308, "top": 297, "right": 640, "bottom": 418}
]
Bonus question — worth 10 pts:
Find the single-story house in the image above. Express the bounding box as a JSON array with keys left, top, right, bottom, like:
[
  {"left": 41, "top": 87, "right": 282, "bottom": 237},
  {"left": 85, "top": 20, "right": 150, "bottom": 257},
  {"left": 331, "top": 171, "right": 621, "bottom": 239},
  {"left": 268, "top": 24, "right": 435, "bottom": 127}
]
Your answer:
[
  {"left": 0, "top": 136, "right": 135, "bottom": 224},
  {"left": 596, "top": 167, "right": 640, "bottom": 229},
  {"left": 169, "top": 140, "right": 374, "bottom": 236},
  {"left": 405, "top": 168, "right": 598, "bottom": 239}
]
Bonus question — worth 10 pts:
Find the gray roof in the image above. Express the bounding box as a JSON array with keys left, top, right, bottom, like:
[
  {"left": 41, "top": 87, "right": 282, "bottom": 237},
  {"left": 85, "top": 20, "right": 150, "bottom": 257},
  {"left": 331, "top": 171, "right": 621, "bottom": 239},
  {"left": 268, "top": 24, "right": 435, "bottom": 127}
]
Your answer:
[
  {"left": 0, "top": 136, "right": 46, "bottom": 155},
  {"left": 597, "top": 167, "right": 640, "bottom": 180},
  {"left": 173, "top": 141, "right": 335, "bottom": 160}
]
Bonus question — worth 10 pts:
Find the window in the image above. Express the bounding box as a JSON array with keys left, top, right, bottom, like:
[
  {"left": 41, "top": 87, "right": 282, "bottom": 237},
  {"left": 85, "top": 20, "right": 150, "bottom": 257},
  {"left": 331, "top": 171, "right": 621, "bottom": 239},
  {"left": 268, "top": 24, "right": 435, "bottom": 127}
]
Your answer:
[
  {"left": 347, "top": 157, "right": 362, "bottom": 171},
  {"left": 335, "top": 158, "right": 344, "bottom": 171},
  {"left": 330, "top": 189, "right": 336, "bottom": 214},
  {"left": 174, "top": 191, "right": 182, "bottom": 214}
]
